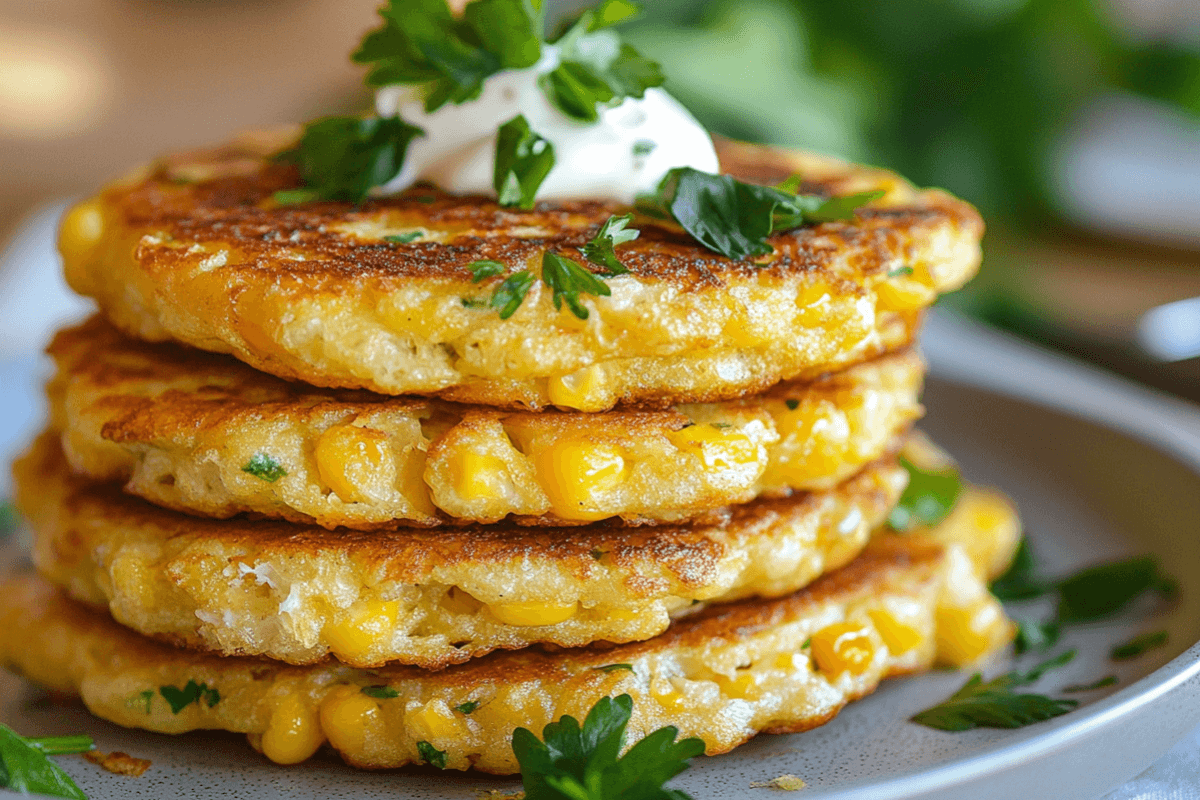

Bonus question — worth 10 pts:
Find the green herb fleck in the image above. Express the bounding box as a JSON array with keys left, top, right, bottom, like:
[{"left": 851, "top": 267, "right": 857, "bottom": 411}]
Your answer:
[
  {"left": 632, "top": 139, "right": 656, "bottom": 158},
  {"left": 593, "top": 663, "right": 635, "bottom": 674},
  {"left": 273, "top": 115, "right": 424, "bottom": 204},
  {"left": 490, "top": 270, "right": 536, "bottom": 319},
  {"left": 887, "top": 456, "right": 963, "bottom": 531},
  {"left": 1111, "top": 630, "right": 1169, "bottom": 661},
  {"left": 806, "top": 190, "right": 886, "bottom": 223},
  {"left": 590, "top": 548, "right": 605, "bottom": 561},
  {"left": 385, "top": 231, "right": 422, "bottom": 243},
  {"left": 801, "top": 637, "right": 812, "bottom": 649},
  {"left": 1013, "top": 617, "right": 1060, "bottom": 655},
  {"left": 242, "top": 453, "right": 286, "bottom": 483},
  {"left": 133, "top": 689, "right": 154, "bottom": 714},
  {"left": 417, "top": 740, "right": 448, "bottom": 769},
  {"left": 461, "top": 297, "right": 488, "bottom": 309},
  {"left": 0, "top": 725, "right": 91, "bottom": 799},
  {"left": 454, "top": 700, "right": 480, "bottom": 715},
  {"left": 494, "top": 114, "right": 555, "bottom": 210},
  {"left": 361, "top": 685, "right": 401, "bottom": 699},
  {"left": 888, "top": 266, "right": 915, "bottom": 277},
  {"left": 467, "top": 260, "right": 507, "bottom": 282},
  {"left": 0, "top": 501, "right": 16, "bottom": 536},
  {"left": 159, "top": 680, "right": 220, "bottom": 714},
  {"left": 1056, "top": 557, "right": 1177, "bottom": 624},
  {"left": 541, "top": 252, "right": 611, "bottom": 320},
  {"left": 774, "top": 174, "right": 804, "bottom": 195},
  {"left": 581, "top": 213, "right": 640, "bottom": 275},
  {"left": 785, "top": 399, "right": 799, "bottom": 411},
  {"left": 511, "top": 694, "right": 703, "bottom": 800},
  {"left": 989, "top": 538, "right": 1047, "bottom": 602},
  {"left": 1063, "top": 675, "right": 1118, "bottom": 693},
  {"left": 911, "top": 651, "right": 1079, "bottom": 731}
]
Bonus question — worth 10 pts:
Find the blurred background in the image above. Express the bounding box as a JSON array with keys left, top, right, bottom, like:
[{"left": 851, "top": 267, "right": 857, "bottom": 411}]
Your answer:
[{"left": 0, "top": 0, "right": 1198, "bottom": 397}]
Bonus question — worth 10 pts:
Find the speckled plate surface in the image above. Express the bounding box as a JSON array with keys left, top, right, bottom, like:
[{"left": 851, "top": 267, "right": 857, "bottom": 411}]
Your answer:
[{"left": 3, "top": 310, "right": 1200, "bottom": 800}]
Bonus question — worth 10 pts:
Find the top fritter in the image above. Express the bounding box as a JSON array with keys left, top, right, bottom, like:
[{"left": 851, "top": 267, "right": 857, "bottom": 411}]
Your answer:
[{"left": 59, "top": 137, "right": 980, "bottom": 411}]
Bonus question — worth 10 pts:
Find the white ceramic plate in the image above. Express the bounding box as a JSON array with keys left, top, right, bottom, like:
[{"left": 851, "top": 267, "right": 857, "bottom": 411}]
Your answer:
[{"left": 2, "top": 309, "right": 1199, "bottom": 800}]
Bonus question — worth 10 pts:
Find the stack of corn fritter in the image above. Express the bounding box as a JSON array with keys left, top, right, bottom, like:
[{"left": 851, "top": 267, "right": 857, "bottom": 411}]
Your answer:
[{"left": 0, "top": 133, "right": 1021, "bottom": 774}]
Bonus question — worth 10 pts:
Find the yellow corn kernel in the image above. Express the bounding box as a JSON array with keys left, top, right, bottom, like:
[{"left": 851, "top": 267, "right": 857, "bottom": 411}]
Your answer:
[
  {"left": 398, "top": 448, "right": 437, "bottom": 517},
  {"left": 775, "top": 652, "right": 806, "bottom": 670},
  {"left": 58, "top": 200, "right": 105, "bottom": 266},
  {"left": 766, "top": 401, "right": 849, "bottom": 484},
  {"left": 651, "top": 683, "right": 686, "bottom": 711},
  {"left": 261, "top": 693, "right": 325, "bottom": 765},
  {"left": 534, "top": 441, "right": 626, "bottom": 521},
  {"left": 715, "top": 671, "right": 761, "bottom": 699},
  {"left": 668, "top": 424, "right": 760, "bottom": 472},
  {"left": 323, "top": 600, "right": 398, "bottom": 663},
  {"left": 319, "top": 685, "right": 380, "bottom": 755},
  {"left": 447, "top": 449, "right": 510, "bottom": 502},
  {"left": 547, "top": 366, "right": 606, "bottom": 411},
  {"left": 441, "top": 586, "right": 482, "bottom": 616},
  {"left": 876, "top": 278, "right": 936, "bottom": 313},
  {"left": 488, "top": 600, "right": 577, "bottom": 627},
  {"left": 869, "top": 609, "right": 923, "bottom": 655},
  {"left": 937, "top": 599, "right": 1011, "bottom": 666},
  {"left": 810, "top": 622, "right": 876, "bottom": 676},
  {"left": 967, "top": 490, "right": 1014, "bottom": 535},
  {"left": 315, "top": 425, "right": 396, "bottom": 505},
  {"left": 411, "top": 701, "right": 467, "bottom": 741}
]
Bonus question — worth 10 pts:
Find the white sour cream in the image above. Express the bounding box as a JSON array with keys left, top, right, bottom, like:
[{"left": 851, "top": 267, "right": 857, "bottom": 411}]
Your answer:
[{"left": 373, "top": 47, "right": 719, "bottom": 204}]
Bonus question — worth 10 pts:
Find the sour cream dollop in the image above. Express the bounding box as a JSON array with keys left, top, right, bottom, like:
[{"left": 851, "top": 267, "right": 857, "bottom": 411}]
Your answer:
[{"left": 373, "top": 48, "right": 719, "bottom": 204}]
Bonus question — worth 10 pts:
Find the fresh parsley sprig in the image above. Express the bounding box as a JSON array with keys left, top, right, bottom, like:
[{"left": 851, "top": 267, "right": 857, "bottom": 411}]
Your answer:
[
  {"left": 242, "top": 453, "right": 287, "bottom": 483},
  {"left": 1111, "top": 630, "right": 1169, "bottom": 661},
  {"left": 639, "top": 168, "right": 883, "bottom": 260},
  {"left": 494, "top": 114, "right": 556, "bottom": 209},
  {"left": 512, "top": 694, "right": 704, "bottom": 800},
  {"left": 887, "top": 457, "right": 964, "bottom": 532},
  {"left": 0, "top": 725, "right": 92, "bottom": 800},
  {"left": 274, "top": 115, "right": 423, "bottom": 204},
  {"left": 581, "top": 214, "right": 639, "bottom": 274},
  {"left": 911, "top": 651, "right": 1079, "bottom": 732},
  {"left": 543, "top": 252, "right": 611, "bottom": 319}
]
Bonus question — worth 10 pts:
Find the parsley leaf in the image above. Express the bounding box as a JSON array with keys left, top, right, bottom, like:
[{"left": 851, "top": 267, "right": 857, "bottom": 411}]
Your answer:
[
  {"left": 540, "top": 61, "right": 616, "bottom": 122},
  {"left": 417, "top": 740, "right": 448, "bottom": 769},
  {"left": 454, "top": 700, "right": 480, "bottom": 715},
  {"left": 361, "top": 686, "right": 400, "bottom": 699},
  {"left": 989, "top": 538, "right": 1047, "bottom": 602},
  {"left": 491, "top": 271, "right": 536, "bottom": 319},
  {"left": 593, "top": 663, "right": 634, "bottom": 673},
  {"left": 512, "top": 694, "right": 703, "bottom": 800},
  {"left": 0, "top": 726, "right": 91, "bottom": 800},
  {"left": 1063, "top": 675, "right": 1118, "bottom": 693},
  {"left": 494, "top": 114, "right": 556, "bottom": 209},
  {"left": 1111, "top": 630, "right": 1169, "bottom": 660},
  {"left": 542, "top": 252, "right": 611, "bottom": 320},
  {"left": 911, "top": 651, "right": 1079, "bottom": 732},
  {"left": 887, "top": 456, "right": 963, "bottom": 531},
  {"left": 581, "top": 214, "right": 639, "bottom": 274},
  {"left": 643, "top": 168, "right": 882, "bottom": 260},
  {"left": 242, "top": 453, "right": 287, "bottom": 483},
  {"left": 159, "top": 680, "right": 220, "bottom": 714},
  {"left": 274, "top": 115, "right": 423, "bottom": 204},
  {"left": 785, "top": 399, "right": 799, "bottom": 411},
  {"left": 0, "top": 500, "right": 16, "bottom": 536},
  {"left": 385, "top": 231, "right": 423, "bottom": 243},
  {"left": 468, "top": 260, "right": 507, "bottom": 281},
  {"left": 1056, "top": 556, "right": 1177, "bottom": 624},
  {"left": 354, "top": 0, "right": 542, "bottom": 111},
  {"left": 1013, "top": 617, "right": 1061, "bottom": 655}
]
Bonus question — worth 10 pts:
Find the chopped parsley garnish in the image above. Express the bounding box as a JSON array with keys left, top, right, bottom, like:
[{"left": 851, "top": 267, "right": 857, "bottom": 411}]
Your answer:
[
  {"left": 490, "top": 271, "right": 536, "bottom": 319},
  {"left": 784, "top": 399, "right": 800, "bottom": 411},
  {"left": 632, "top": 139, "right": 656, "bottom": 158},
  {"left": 494, "top": 114, "right": 556, "bottom": 209},
  {"left": 512, "top": 694, "right": 703, "bottom": 800},
  {"left": 543, "top": 252, "right": 612, "bottom": 320},
  {"left": 417, "top": 740, "right": 448, "bottom": 769},
  {"left": 273, "top": 115, "right": 423, "bottom": 204},
  {"left": 353, "top": 0, "right": 542, "bottom": 111},
  {"left": 132, "top": 689, "right": 154, "bottom": 714},
  {"left": 1111, "top": 630, "right": 1169, "bottom": 661},
  {"left": 0, "top": 726, "right": 93, "bottom": 800},
  {"left": 639, "top": 168, "right": 882, "bottom": 260},
  {"left": 888, "top": 266, "right": 915, "bottom": 277},
  {"left": 581, "top": 213, "right": 639, "bottom": 275},
  {"left": 461, "top": 297, "right": 488, "bottom": 308},
  {"left": 385, "top": 231, "right": 423, "bottom": 243},
  {"left": 361, "top": 685, "right": 401, "bottom": 699},
  {"left": 1056, "top": 556, "right": 1177, "bottom": 624},
  {"left": 454, "top": 700, "right": 480, "bottom": 715},
  {"left": 159, "top": 680, "right": 220, "bottom": 714},
  {"left": 242, "top": 453, "right": 287, "bottom": 483},
  {"left": 0, "top": 500, "right": 16, "bottom": 536},
  {"left": 887, "top": 456, "right": 963, "bottom": 531},
  {"left": 1063, "top": 675, "right": 1118, "bottom": 693},
  {"left": 911, "top": 651, "right": 1079, "bottom": 732},
  {"left": 468, "top": 260, "right": 507, "bottom": 281},
  {"left": 989, "top": 538, "right": 1045, "bottom": 602},
  {"left": 1013, "top": 617, "right": 1060, "bottom": 655},
  {"left": 593, "top": 663, "right": 634, "bottom": 673}
]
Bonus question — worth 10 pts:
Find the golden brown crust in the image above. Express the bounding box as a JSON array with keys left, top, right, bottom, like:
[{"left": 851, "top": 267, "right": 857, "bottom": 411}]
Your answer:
[
  {"left": 17, "top": 432, "right": 908, "bottom": 668},
  {"left": 48, "top": 316, "right": 923, "bottom": 529},
  {"left": 60, "top": 132, "right": 980, "bottom": 409},
  {"left": 0, "top": 526, "right": 1009, "bottom": 773}
]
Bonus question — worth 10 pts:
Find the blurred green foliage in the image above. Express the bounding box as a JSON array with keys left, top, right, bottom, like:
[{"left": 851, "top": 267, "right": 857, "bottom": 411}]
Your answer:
[{"left": 625, "top": 0, "right": 1200, "bottom": 222}]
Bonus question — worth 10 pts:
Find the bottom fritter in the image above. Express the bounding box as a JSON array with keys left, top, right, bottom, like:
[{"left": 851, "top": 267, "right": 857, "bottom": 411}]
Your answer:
[{"left": 0, "top": 519, "right": 1016, "bottom": 774}]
